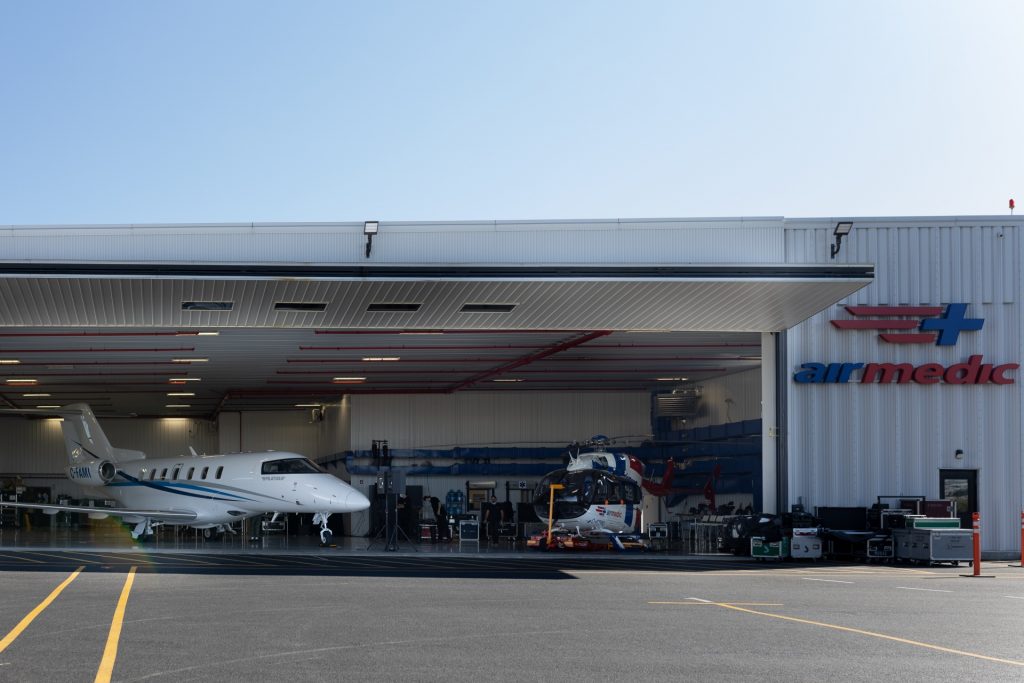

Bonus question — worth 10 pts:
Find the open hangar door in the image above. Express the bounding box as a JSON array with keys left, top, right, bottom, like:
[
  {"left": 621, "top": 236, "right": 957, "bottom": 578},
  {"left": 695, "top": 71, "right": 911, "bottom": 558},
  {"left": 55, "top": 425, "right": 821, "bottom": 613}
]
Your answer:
[{"left": 0, "top": 261, "right": 873, "bottom": 522}]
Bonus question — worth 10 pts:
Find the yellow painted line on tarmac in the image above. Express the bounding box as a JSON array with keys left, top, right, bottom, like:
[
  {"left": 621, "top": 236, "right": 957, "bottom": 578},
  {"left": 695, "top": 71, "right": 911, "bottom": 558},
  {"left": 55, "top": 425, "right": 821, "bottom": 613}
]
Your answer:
[
  {"left": 0, "top": 551, "right": 46, "bottom": 564},
  {"left": 0, "top": 566, "right": 85, "bottom": 653},
  {"left": 94, "top": 566, "right": 137, "bottom": 683},
  {"left": 713, "top": 602, "right": 1024, "bottom": 668},
  {"left": 21, "top": 551, "right": 107, "bottom": 565},
  {"left": 649, "top": 601, "right": 784, "bottom": 606}
]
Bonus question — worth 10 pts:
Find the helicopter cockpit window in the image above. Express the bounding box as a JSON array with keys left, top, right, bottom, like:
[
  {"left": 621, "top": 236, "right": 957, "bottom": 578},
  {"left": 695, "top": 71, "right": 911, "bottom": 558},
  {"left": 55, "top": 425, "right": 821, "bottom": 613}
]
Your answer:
[
  {"left": 594, "top": 478, "right": 609, "bottom": 501},
  {"left": 581, "top": 474, "right": 594, "bottom": 502},
  {"left": 261, "top": 458, "right": 324, "bottom": 475}
]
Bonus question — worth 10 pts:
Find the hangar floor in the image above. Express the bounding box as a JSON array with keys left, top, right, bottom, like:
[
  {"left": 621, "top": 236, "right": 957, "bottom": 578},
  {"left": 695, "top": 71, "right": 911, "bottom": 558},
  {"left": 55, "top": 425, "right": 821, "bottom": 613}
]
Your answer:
[{"left": 0, "top": 527, "right": 698, "bottom": 557}]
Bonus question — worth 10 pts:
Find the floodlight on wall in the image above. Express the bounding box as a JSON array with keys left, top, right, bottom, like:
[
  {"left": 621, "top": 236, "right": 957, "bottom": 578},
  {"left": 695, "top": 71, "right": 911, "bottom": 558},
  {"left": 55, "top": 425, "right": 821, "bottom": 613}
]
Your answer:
[
  {"left": 364, "top": 220, "right": 379, "bottom": 258},
  {"left": 954, "top": 449, "right": 964, "bottom": 460},
  {"left": 830, "top": 221, "right": 854, "bottom": 259}
]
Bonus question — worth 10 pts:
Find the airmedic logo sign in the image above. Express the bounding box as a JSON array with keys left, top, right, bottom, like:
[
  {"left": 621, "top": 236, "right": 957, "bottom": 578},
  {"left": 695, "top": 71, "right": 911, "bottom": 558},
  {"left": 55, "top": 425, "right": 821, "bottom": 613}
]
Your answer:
[{"left": 794, "top": 304, "right": 1019, "bottom": 385}]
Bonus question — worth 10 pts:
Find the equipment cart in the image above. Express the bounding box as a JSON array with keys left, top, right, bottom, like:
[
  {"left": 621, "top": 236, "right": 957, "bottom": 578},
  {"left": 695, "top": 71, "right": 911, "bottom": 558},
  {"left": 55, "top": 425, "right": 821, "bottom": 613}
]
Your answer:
[
  {"left": 790, "top": 528, "right": 822, "bottom": 560},
  {"left": 893, "top": 526, "right": 971, "bottom": 566},
  {"left": 751, "top": 536, "right": 790, "bottom": 561}
]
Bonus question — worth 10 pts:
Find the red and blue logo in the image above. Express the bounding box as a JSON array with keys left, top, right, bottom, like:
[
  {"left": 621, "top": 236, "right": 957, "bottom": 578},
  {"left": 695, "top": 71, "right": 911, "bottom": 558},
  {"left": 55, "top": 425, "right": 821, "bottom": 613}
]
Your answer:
[
  {"left": 795, "top": 304, "right": 1018, "bottom": 385},
  {"left": 829, "top": 303, "right": 983, "bottom": 346}
]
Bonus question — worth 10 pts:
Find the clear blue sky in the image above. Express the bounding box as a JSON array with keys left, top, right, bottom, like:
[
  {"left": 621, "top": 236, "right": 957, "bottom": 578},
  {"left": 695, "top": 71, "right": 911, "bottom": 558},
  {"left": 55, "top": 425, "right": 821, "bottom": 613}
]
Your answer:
[{"left": 1, "top": 1, "right": 1020, "bottom": 225}]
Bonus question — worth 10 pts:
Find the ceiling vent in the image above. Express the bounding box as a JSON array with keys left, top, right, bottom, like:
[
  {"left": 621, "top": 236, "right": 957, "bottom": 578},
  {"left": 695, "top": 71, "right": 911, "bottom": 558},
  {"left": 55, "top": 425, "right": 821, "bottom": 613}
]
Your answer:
[
  {"left": 656, "top": 386, "right": 703, "bottom": 417},
  {"left": 460, "top": 303, "right": 516, "bottom": 313},
  {"left": 367, "top": 303, "right": 422, "bottom": 312},
  {"left": 182, "top": 301, "right": 233, "bottom": 311},
  {"left": 274, "top": 302, "right": 327, "bottom": 312}
]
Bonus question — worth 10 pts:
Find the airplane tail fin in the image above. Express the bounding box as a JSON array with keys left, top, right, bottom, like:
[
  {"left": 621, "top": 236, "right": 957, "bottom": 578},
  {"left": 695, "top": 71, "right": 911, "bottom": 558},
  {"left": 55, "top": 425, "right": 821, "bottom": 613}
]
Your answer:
[{"left": 58, "top": 404, "right": 146, "bottom": 466}]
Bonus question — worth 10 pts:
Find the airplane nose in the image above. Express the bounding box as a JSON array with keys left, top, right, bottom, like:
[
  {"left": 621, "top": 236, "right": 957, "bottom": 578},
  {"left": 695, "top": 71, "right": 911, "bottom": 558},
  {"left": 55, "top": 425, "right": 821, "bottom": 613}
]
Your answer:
[{"left": 346, "top": 489, "right": 371, "bottom": 512}]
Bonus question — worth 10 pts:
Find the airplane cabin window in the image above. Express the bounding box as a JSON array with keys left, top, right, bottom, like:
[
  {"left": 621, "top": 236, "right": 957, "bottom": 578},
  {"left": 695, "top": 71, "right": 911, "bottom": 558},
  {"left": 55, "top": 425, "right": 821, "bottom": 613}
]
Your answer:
[
  {"left": 149, "top": 469, "right": 157, "bottom": 481},
  {"left": 201, "top": 466, "right": 209, "bottom": 479},
  {"left": 186, "top": 467, "right": 195, "bottom": 480},
  {"left": 215, "top": 466, "right": 224, "bottom": 479},
  {"left": 160, "top": 468, "right": 168, "bottom": 480},
  {"left": 171, "top": 466, "right": 181, "bottom": 480}
]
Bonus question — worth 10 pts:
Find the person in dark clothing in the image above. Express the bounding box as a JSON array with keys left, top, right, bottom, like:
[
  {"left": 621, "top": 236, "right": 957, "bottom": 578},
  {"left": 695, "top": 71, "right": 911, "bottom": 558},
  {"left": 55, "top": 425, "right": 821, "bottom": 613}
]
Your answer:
[
  {"left": 484, "top": 495, "right": 499, "bottom": 545},
  {"left": 435, "top": 499, "right": 451, "bottom": 541}
]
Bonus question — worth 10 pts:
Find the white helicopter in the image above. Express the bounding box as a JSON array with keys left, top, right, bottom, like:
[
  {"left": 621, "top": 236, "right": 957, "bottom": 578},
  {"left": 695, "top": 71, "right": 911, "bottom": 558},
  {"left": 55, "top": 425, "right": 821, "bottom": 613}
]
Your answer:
[
  {"left": 528, "top": 436, "right": 645, "bottom": 549},
  {"left": 0, "top": 404, "right": 370, "bottom": 544}
]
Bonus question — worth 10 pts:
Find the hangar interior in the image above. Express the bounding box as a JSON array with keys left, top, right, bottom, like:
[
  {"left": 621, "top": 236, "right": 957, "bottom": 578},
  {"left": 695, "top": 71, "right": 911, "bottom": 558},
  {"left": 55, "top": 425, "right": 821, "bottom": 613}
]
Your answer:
[{"left": 0, "top": 219, "right": 874, "bottom": 546}]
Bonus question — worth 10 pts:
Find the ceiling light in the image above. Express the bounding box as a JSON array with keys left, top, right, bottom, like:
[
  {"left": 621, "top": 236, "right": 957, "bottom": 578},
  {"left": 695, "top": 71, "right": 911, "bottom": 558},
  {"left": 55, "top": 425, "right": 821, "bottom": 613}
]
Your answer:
[
  {"left": 169, "top": 378, "right": 201, "bottom": 382},
  {"left": 656, "top": 377, "right": 689, "bottom": 381},
  {"left": 165, "top": 404, "right": 191, "bottom": 408},
  {"left": 196, "top": 331, "right": 220, "bottom": 336},
  {"left": 6, "top": 378, "right": 38, "bottom": 385},
  {"left": 362, "top": 357, "right": 400, "bottom": 362},
  {"left": 399, "top": 330, "right": 444, "bottom": 335},
  {"left": 171, "top": 358, "right": 209, "bottom": 363},
  {"left": 492, "top": 378, "right": 524, "bottom": 383},
  {"left": 23, "top": 393, "right": 50, "bottom": 397},
  {"left": 332, "top": 377, "right": 366, "bottom": 383},
  {"left": 167, "top": 392, "right": 195, "bottom": 397},
  {"left": 0, "top": 359, "right": 20, "bottom": 365},
  {"left": 36, "top": 405, "right": 61, "bottom": 408},
  {"left": 295, "top": 403, "right": 322, "bottom": 408}
]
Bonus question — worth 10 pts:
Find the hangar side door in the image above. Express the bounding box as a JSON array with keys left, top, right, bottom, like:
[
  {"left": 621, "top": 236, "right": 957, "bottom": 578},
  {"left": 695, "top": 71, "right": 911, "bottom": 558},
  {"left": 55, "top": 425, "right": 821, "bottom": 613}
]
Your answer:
[{"left": 939, "top": 469, "right": 977, "bottom": 530}]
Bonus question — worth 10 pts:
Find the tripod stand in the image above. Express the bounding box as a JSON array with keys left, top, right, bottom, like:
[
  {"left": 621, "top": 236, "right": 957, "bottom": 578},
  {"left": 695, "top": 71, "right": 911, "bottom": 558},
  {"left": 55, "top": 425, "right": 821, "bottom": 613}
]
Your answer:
[{"left": 366, "top": 470, "right": 415, "bottom": 552}]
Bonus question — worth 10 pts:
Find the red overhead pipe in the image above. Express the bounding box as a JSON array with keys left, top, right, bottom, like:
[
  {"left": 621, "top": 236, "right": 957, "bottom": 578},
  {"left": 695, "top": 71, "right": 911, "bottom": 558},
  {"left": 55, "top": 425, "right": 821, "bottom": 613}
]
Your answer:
[{"left": 445, "top": 331, "right": 612, "bottom": 392}]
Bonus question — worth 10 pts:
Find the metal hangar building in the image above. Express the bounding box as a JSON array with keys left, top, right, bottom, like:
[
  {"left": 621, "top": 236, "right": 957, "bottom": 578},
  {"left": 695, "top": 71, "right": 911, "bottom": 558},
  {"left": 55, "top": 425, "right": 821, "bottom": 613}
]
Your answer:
[{"left": 0, "top": 215, "right": 1019, "bottom": 552}]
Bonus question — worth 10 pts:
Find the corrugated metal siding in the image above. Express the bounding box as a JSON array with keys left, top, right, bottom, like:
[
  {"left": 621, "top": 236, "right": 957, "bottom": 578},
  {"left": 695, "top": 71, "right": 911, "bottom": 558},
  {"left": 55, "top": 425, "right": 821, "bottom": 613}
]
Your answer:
[
  {"left": 0, "top": 416, "right": 219, "bottom": 474},
  {"left": 1, "top": 218, "right": 786, "bottom": 265},
  {"left": 785, "top": 219, "right": 1022, "bottom": 551},
  {"left": 685, "top": 368, "right": 762, "bottom": 428},
  {"left": 350, "top": 391, "right": 651, "bottom": 450}
]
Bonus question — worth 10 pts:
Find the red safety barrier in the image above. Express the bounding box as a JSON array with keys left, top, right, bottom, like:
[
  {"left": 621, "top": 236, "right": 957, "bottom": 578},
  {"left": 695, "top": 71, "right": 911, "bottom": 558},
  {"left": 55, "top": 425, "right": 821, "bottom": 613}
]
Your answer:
[
  {"left": 972, "top": 512, "right": 981, "bottom": 576},
  {"left": 1020, "top": 510, "right": 1024, "bottom": 567}
]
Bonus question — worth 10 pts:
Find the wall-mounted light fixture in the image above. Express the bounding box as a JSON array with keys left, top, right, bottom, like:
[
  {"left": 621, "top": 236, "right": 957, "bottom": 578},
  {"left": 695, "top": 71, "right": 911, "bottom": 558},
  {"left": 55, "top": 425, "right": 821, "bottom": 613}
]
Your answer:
[
  {"left": 954, "top": 448, "right": 964, "bottom": 460},
  {"left": 830, "top": 221, "right": 853, "bottom": 259},
  {"left": 364, "top": 221, "right": 379, "bottom": 258}
]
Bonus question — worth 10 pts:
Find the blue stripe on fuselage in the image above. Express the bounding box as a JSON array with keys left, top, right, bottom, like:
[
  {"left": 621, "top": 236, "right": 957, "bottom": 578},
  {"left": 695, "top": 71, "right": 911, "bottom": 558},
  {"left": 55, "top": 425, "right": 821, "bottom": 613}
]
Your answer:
[{"left": 112, "top": 471, "right": 253, "bottom": 501}]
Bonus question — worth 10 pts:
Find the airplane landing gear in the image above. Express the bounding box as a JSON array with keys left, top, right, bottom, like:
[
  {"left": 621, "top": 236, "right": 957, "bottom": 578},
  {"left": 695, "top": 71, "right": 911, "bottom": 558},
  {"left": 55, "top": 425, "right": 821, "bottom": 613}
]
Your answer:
[
  {"left": 131, "top": 519, "right": 155, "bottom": 541},
  {"left": 312, "top": 512, "right": 333, "bottom": 546}
]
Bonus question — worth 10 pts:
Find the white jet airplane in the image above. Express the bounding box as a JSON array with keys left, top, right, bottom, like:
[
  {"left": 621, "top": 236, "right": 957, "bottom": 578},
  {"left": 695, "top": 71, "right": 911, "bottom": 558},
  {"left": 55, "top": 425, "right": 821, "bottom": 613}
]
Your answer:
[{"left": 0, "top": 404, "right": 370, "bottom": 544}]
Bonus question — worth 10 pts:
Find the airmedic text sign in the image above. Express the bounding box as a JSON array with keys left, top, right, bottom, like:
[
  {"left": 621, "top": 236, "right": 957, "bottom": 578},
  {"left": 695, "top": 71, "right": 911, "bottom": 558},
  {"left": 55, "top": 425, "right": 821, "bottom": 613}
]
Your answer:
[{"left": 794, "top": 304, "right": 1019, "bottom": 385}]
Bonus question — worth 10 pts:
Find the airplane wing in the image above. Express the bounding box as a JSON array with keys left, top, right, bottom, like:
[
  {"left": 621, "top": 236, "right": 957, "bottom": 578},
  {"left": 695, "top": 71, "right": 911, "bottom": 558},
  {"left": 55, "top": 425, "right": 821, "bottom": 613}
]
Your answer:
[{"left": 0, "top": 500, "right": 198, "bottom": 522}]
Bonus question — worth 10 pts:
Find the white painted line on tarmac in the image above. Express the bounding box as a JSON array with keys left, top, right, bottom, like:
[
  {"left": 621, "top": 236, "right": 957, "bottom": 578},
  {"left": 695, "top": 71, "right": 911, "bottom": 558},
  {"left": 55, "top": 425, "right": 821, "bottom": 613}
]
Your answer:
[
  {"left": 685, "top": 597, "right": 713, "bottom": 603},
  {"left": 801, "top": 578, "right": 854, "bottom": 584},
  {"left": 897, "top": 587, "right": 953, "bottom": 593}
]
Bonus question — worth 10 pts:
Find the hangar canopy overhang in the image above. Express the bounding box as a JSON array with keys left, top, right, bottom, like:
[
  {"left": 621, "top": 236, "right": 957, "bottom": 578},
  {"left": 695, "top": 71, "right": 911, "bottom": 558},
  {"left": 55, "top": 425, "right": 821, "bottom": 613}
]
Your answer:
[{"left": 0, "top": 262, "right": 872, "bottom": 332}]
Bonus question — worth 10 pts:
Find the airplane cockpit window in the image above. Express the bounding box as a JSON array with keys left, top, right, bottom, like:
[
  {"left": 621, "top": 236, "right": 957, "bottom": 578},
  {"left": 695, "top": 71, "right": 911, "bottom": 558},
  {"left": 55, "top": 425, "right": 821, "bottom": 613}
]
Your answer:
[{"left": 261, "top": 458, "right": 324, "bottom": 475}]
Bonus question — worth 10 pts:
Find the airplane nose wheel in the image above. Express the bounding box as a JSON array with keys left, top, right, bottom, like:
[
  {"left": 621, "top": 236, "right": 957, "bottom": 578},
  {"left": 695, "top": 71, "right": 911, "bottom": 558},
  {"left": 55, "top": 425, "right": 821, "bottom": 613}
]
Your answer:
[{"left": 313, "top": 512, "right": 333, "bottom": 546}]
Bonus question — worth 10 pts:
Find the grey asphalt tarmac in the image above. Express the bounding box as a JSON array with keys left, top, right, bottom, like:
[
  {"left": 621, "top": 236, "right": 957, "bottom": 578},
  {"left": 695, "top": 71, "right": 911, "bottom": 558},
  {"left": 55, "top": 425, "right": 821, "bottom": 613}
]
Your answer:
[{"left": 1, "top": 540, "right": 1023, "bottom": 683}]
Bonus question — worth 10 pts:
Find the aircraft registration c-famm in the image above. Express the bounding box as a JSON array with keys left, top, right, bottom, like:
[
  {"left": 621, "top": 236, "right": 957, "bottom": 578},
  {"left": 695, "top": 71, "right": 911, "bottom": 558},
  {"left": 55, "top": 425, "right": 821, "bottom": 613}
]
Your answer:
[{"left": 0, "top": 404, "right": 370, "bottom": 544}]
